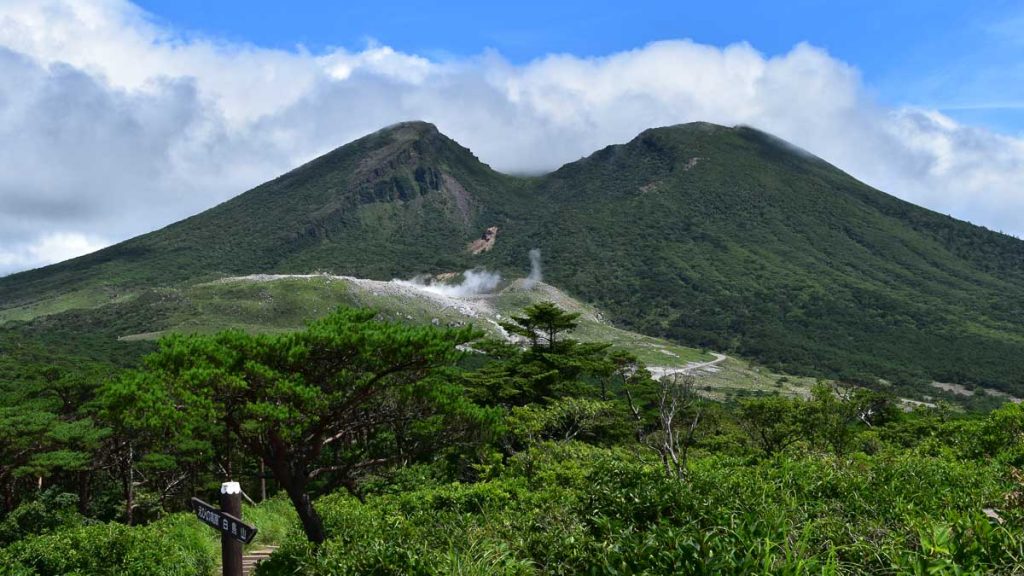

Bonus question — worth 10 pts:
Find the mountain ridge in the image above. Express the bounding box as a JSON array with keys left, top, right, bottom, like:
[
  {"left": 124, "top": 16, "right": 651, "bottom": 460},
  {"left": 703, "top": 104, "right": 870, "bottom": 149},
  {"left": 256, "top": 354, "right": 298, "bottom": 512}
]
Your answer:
[{"left": 3, "top": 120, "right": 1023, "bottom": 393}]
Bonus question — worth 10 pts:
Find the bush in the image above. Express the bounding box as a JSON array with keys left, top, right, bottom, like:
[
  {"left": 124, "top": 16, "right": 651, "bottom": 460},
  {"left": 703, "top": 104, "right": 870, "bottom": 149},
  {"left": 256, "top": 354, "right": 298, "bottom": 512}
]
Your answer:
[
  {"left": 0, "top": 513, "right": 216, "bottom": 576},
  {"left": 260, "top": 442, "right": 1022, "bottom": 575},
  {"left": 242, "top": 495, "right": 298, "bottom": 548},
  {"left": 0, "top": 491, "right": 84, "bottom": 547}
]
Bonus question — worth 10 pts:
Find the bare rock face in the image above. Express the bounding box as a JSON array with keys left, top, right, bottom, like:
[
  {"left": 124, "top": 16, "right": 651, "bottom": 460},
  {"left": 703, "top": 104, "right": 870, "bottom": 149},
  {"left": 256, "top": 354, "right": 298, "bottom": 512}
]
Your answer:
[{"left": 468, "top": 226, "right": 499, "bottom": 254}]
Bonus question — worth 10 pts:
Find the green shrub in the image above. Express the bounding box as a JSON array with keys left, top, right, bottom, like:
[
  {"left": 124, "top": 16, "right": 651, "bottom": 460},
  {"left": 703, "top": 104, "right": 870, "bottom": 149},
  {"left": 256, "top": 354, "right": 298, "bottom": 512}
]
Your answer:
[
  {"left": 260, "top": 443, "right": 1022, "bottom": 575},
  {"left": 242, "top": 495, "right": 298, "bottom": 548},
  {"left": 0, "top": 491, "right": 84, "bottom": 547},
  {"left": 0, "top": 513, "right": 216, "bottom": 576}
]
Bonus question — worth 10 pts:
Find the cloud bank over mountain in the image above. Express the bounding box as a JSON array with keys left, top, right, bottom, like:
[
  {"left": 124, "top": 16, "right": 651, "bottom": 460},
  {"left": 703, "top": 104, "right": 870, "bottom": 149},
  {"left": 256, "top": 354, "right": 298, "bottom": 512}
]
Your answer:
[{"left": 0, "top": 0, "right": 1022, "bottom": 274}]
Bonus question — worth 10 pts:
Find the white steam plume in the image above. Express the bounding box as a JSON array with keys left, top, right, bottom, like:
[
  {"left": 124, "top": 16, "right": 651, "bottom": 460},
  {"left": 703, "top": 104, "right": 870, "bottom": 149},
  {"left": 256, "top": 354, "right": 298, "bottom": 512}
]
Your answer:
[
  {"left": 398, "top": 269, "right": 502, "bottom": 298},
  {"left": 523, "top": 249, "right": 543, "bottom": 289}
]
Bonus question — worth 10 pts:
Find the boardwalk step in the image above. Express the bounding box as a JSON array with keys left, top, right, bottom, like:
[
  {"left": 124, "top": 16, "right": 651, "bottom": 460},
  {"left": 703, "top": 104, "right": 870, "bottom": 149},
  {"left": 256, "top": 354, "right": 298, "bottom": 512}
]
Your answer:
[{"left": 241, "top": 546, "right": 279, "bottom": 576}]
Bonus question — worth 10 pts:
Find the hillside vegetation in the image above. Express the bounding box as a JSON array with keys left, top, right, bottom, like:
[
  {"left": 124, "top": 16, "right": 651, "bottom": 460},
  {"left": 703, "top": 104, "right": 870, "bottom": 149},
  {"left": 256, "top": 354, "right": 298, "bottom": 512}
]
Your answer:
[
  {"left": 2, "top": 121, "right": 1023, "bottom": 394},
  {"left": 4, "top": 305, "right": 1024, "bottom": 575},
  {"left": 2, "top": 121, "right": 1023, "bottom": 575}
]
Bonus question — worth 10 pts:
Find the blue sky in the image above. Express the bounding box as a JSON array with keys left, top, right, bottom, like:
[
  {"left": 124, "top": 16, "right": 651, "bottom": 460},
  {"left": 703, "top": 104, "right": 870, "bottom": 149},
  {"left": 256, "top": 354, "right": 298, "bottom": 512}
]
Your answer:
[{"left": 136, "top": 0, "right": 1024, "bottom": 132}]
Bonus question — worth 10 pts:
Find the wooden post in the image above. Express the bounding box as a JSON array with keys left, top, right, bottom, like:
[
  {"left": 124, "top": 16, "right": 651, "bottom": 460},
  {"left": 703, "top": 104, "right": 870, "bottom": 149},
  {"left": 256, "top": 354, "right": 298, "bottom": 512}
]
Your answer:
[{"left": 220, "top": 481, "right": 243, "bottom": 576}]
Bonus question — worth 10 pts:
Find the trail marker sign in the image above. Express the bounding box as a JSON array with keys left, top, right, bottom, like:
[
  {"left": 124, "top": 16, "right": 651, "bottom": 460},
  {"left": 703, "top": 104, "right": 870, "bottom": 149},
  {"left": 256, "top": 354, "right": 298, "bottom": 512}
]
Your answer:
[
  {"left": 191, "top": 497, "right": 258, "bottom": 544},
  {"left": 192, "top": 482, "right": 256, "bottom": 576}
]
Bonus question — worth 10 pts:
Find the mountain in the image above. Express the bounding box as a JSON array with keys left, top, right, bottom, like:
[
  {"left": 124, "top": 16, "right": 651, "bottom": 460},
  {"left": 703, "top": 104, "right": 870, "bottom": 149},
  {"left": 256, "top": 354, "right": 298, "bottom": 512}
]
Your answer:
[
  {"left": 2, "top": 121, "right": 1024, "bottom": 393},
  {"left": 0, "top": 122, "right": 505, "bottom": 304}
]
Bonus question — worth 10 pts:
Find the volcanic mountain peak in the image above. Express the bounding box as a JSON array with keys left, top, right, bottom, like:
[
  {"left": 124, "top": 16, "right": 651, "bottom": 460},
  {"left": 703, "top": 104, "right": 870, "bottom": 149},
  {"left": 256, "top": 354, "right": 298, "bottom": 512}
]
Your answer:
[
  {"left": 3, "top": 121, "right": 1024, "bottom": 394},
  {"left": 639, "top": 120, "right": 731, "bottom": 135},
  {"left": 374, "top": 120, "right": 442, "bottom": 139}
]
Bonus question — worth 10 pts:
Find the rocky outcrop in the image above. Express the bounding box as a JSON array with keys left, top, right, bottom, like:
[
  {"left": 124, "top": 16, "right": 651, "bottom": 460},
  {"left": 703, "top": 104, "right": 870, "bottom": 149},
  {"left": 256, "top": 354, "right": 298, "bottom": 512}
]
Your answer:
[{"left": 468, "top": 226, "right": 498, "bottom": 254}]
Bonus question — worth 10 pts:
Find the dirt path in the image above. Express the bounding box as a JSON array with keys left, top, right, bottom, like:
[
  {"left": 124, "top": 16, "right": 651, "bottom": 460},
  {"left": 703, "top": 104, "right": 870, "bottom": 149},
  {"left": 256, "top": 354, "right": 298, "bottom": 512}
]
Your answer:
[
  {"left": 683, "top": 352, "right": 727, "bottom": 374},
  {"left": 649, "top": 352, "right": 727, "bottom": 380}
]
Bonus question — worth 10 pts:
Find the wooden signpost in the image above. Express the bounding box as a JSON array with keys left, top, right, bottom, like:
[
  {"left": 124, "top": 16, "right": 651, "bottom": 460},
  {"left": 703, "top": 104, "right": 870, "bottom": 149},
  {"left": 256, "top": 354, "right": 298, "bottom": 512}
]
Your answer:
[{"left": 191, "top": 482, "right": 257, "bottom": 576}]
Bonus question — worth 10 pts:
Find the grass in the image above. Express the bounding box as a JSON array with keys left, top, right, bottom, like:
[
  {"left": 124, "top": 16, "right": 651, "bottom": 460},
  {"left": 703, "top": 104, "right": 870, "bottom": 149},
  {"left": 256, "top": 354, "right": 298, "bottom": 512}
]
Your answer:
[
  {"left": 696, "top": 356, "right": 821, "bottom": 400},
  {"left": 0, "top": 287, "right": 137, "bottom": 325},
  {"left": 0, "top": 496, "right": 298, "bottom": 576},
  {"left": 111, "top": 276, "right": 714, "bottom": 372},
  {"left": 242, "top": 496, "right": 299, "bottom": 549}
]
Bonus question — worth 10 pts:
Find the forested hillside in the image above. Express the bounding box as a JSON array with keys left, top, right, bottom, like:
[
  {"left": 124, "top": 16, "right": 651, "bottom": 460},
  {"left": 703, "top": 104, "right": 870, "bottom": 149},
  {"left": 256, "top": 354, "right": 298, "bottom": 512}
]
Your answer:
[
  {"left": 4, "top": 304, "right": 1024, "bottom": 575},
  {"left": 2, "top": 121, "right": 1023, "bottom": 393}
]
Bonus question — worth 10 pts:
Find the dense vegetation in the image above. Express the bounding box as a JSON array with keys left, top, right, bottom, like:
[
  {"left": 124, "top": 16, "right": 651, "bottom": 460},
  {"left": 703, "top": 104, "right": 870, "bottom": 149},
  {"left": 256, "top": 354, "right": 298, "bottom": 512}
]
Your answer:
[
  {"left": 260, "top": 444, "right": 1023, "bottom": 575},
  {"left": 0, "top": 119, "right": 1022, "bottom": 573},
  {"left": 0, "top": 493, "right": 295, "bottom": 575},
  {"left": 2, "top": 121, "right": 1023, "bottom": 396},
  {"left": 3, "top": 304, "right": 1024, "bottom": 574}
]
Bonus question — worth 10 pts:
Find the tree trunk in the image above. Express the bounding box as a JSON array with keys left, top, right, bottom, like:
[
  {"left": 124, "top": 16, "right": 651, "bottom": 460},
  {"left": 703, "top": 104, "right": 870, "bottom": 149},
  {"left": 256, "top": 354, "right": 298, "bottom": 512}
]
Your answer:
[
  {"left": 124, "top": 442, "right": 135, "bottom": 525},
  {"left": 2, "top": 478, "right": 13, "bottom": 513},
  {"left": 259, "top": 459, "right": 267, "bottom": 502},
  {"left": 123, "top": 473, "right": 134, "bottom": 525},
  {"left": 77, "top": 471, "right": 91, "bottom": 515},
  {"left": 265, "top": 453, "right": 326, "bottom": 544},
  {"left": 285, "top": 484, "right": 326, "bottom": 544}
]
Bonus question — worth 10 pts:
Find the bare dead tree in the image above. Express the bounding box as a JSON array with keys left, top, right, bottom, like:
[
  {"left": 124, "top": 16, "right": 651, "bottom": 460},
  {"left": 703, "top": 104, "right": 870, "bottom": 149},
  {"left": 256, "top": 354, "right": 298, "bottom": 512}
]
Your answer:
[{"left": 626, "top": 371, "right": 704, "bottom": 481}]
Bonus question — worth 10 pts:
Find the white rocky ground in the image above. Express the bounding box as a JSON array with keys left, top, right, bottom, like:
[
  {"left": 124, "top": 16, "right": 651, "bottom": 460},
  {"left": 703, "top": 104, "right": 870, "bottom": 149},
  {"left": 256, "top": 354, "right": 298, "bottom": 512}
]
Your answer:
[
  {"left": 930, "top": 381, "right": 1021, "bottom": 403},
  {"left": 215, "top": 272, "right": 499, "bottom": 318}
]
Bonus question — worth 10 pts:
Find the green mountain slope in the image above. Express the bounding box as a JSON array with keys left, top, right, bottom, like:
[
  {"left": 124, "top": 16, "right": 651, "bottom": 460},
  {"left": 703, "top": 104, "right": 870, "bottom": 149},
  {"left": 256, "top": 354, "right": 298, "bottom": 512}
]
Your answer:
[
  {"left": 482, "top": 124, "right": 1024, "bottom": 389},
  {"left": 4, "top": 271, "right": 837, "bottom": 405},
  {"left": 115, "top": 275, "right": 711, "bottom": 369},
  {"left": 2, "top": 121, "right": 1023, "bottom": 392},
  {"left": 0, "top": 122, "right": 507, "bottom": 307}
]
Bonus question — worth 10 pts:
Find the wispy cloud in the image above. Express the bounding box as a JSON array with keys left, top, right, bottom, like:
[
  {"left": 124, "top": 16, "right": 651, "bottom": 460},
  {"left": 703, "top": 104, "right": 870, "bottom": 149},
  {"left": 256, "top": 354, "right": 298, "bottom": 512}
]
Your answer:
[{"left": 0, "top": 0, "right": 1022, "bottom": 276}]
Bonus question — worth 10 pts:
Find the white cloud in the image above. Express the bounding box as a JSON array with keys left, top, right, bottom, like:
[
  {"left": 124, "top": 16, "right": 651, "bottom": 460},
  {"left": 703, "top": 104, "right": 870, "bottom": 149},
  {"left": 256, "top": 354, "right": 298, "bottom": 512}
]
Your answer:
[
  {"left": 0, "top": 232, "right": 108, "bottom": 275},
  {"left": 0, "top": 0, "right": 1023, "bottom": 276}
]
